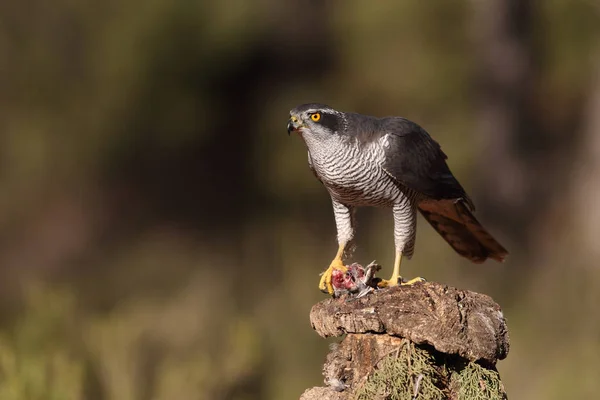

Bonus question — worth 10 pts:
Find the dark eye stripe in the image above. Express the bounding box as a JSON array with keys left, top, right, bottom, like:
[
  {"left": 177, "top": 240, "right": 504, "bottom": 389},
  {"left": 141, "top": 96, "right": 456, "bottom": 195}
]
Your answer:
[{"left": 317, "top": 112, "right": 339, "bottom": 133}]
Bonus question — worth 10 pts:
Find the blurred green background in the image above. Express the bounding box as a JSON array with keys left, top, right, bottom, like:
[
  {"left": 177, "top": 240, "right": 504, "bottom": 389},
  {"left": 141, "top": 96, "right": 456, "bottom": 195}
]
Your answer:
[{"left": 1, "top": 0, "right": 599, "bottom": 399}]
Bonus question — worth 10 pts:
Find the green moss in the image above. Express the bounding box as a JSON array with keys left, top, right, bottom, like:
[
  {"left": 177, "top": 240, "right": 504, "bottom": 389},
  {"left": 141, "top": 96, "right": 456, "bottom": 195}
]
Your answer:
[
  {"left": 452, "top": 361, "right": 507, "bottom": 400},
  {"left": 354, "top": 342, "right": 506, "bottom": 400},
  {"left": 355, "top": 342, "right": 445, "bottom": 400}
]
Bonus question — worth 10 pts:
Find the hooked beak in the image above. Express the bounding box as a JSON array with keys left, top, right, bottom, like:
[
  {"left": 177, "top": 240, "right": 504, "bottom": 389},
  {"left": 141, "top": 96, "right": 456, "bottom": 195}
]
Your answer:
[{"left": 287, "top": 115, "right": 300, "bottom": 135}]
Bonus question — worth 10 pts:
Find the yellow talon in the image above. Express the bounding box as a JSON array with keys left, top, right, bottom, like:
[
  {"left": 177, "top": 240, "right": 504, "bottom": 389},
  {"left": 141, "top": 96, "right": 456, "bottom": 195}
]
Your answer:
[
  {"left": 377, "top": 276, "right": 425, "bottom": 287},
  {"left": 400, "top": 276, "right": 426, "bottom": 285},
  {"left": 319, "top": 243, "right": 348, "bottom": 295},
  {"left": 377, "top": 250, "right": 425, "bottom": 288},
  {"left": 319, "top": 258, "right": 348, "bottom": 294}
]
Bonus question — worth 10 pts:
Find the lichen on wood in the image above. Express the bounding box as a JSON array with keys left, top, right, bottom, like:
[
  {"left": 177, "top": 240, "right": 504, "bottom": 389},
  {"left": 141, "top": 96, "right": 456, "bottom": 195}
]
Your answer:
[{"left": 354, "top": 340, "right": 445, "bottom": 400}]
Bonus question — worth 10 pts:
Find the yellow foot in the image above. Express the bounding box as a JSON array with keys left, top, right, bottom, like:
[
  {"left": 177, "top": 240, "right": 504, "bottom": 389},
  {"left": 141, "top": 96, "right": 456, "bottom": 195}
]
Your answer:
[
  {"left": 319, "top": 258, "right": 348, "bottom": 295},
  {"left": 377, "top": 276, "right": 426, "bottom": 288}
]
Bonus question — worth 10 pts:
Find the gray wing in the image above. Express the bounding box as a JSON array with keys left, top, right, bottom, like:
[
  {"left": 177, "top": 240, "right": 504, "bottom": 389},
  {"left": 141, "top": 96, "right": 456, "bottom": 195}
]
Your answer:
[{"left": 379, "top": 117, "right": 474, "bottom": 210}]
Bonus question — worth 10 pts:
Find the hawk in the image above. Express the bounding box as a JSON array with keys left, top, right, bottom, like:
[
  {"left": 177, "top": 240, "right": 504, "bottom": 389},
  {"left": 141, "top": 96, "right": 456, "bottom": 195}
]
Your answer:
[{"left": 287, "top": 103, "right": 508, "bottom": 295}]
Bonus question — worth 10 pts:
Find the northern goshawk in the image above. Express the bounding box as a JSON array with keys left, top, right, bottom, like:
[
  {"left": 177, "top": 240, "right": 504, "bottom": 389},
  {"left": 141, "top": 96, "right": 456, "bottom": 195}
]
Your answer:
[{"left": 287, "top": 103, "right": 508, "bottom": 295}]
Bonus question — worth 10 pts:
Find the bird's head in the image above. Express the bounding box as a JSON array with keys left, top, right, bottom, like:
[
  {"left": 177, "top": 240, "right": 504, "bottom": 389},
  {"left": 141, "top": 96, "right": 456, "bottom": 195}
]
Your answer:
[{"left": 287, "top": 103, "right": 345, "bottom": 141}]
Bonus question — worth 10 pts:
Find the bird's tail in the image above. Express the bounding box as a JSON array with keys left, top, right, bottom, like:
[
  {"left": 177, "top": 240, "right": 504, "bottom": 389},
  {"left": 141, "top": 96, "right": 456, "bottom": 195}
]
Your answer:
[{"left": 417, "top": 199, "right": 508, "bottom": 263}]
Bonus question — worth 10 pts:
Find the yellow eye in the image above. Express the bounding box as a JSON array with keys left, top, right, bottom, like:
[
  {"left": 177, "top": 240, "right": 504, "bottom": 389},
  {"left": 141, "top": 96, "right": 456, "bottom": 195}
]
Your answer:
[{"left": 310, "top": 113, "right": 321, "bottom": 122}]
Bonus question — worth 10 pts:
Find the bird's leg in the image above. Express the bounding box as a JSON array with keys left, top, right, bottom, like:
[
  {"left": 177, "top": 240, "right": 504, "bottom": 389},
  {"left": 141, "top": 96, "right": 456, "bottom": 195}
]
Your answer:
[
  {"left": 319, "top": 242, "right": 348, "bottom": 294},
  {"left": 388, "top": 250, "right": 402, "bottom": 286},
  {"left": 379, "top": 202, "right": 425, "bottom": 288},
  {"left": 320, "top": 200, "right": 355, "bottom": 295},
  {"left": 378, "top": 250, "right": 424, "bottom": 287}
]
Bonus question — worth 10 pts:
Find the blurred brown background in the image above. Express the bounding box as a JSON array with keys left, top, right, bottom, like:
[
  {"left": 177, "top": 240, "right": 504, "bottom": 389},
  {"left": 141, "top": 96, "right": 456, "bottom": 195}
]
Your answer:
[{"left": 0, "top": 0, "right": 599, "bottom": 399}]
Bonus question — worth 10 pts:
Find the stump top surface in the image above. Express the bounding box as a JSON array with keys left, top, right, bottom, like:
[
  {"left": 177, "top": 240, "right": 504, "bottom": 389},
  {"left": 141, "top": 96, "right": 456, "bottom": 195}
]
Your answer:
[{"left": 310, "top": 281, "right": 509, "bottom": 363}]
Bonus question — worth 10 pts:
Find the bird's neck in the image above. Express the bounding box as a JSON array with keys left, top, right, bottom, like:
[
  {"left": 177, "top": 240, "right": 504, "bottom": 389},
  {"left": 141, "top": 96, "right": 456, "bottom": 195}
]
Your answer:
[{"left": 302, "top": 135, "right": 341, "bottom": 158}]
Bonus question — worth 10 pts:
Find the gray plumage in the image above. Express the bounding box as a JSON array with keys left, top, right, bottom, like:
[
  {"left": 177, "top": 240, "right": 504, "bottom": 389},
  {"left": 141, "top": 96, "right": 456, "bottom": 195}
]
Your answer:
[{"left": 287, "top": 103, "right": 507, "bottom": 268}]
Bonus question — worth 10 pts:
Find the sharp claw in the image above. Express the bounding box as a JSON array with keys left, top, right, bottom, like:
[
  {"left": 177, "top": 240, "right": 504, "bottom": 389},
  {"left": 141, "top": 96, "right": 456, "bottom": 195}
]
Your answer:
[
  {"left": 401, "top": 276, "right": 426, "bottom": 285},
  {"left": 378, "top": 276, "right": 426, "bottom": 288},
  {"left": 319, "top": 259, "right": 347, "bottom": 296}
]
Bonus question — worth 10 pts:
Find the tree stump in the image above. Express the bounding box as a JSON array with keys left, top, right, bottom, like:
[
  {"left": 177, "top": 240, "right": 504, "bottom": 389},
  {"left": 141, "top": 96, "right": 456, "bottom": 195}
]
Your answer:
[{"left": 300, "top": 282, "right": 509, "bottom": 400}]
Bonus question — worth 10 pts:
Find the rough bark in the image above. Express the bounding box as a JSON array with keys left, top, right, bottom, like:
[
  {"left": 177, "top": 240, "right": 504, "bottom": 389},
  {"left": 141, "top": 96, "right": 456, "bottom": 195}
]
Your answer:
[{"left": 301, "top": 282, "right": 509, "bottom": 400}]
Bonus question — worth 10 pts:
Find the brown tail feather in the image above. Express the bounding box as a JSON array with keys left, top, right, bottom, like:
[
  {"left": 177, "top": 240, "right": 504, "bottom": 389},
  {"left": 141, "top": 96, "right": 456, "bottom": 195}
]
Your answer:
[{"left": 418, "top": 199, "right": 508, "bottom": 263}]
